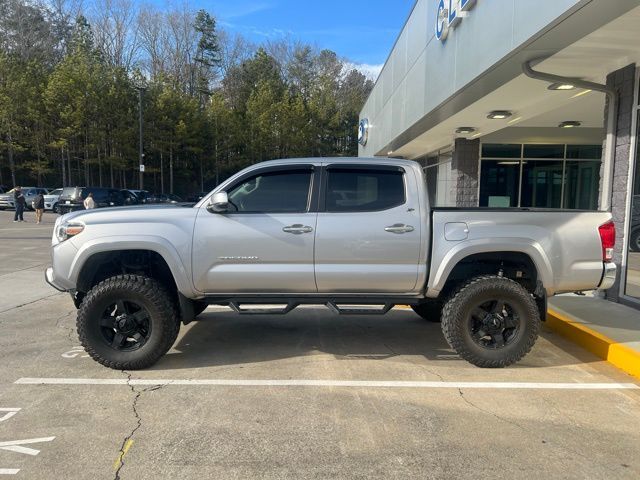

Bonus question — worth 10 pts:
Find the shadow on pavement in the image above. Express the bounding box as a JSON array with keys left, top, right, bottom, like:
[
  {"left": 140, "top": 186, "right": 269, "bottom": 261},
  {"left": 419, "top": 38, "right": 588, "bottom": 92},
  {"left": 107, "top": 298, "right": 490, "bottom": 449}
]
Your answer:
[{"left": 152, "top": 308, "right": 600, "bottom": 371}]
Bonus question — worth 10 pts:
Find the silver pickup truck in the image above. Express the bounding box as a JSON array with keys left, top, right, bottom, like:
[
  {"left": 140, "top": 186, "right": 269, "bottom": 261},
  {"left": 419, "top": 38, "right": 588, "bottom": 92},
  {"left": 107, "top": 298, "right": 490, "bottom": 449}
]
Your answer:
[{"left": 45, "top": 158, "right": 616, "bottom": 370}]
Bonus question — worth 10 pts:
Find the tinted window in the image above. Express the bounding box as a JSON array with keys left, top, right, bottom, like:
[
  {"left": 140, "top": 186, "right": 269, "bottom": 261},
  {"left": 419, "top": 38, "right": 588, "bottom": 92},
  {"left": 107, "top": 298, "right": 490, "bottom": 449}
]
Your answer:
[
  {"left": 479, "top": 160, "right": 520, "bottom": 207},
  {"left": 228, "top": 169, "right": 312, "bottom": 213},
  {"left": 91, "top": 189, "right": 108, "bottom": 202},
  {"left": 523, "top": 144, "right": 564, "bottom": 159},
  {"left": 325, "top": 168, "right": 405, "bottom": 212},
  {"left": 566, "top": 145, "right": 602, "bottom": 160},
  {"left": 520, "top": 160, "right": 564, "bottom": 208},
  {"left": 481, "top": 144, "right": 521, "bottom": 158}
]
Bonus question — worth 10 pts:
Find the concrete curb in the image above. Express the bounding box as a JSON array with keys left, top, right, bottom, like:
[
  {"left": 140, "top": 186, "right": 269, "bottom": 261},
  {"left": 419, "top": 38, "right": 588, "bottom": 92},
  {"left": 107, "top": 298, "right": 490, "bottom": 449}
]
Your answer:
[{"left": 546, "top": 308, "right": 640, "bottom": 380}]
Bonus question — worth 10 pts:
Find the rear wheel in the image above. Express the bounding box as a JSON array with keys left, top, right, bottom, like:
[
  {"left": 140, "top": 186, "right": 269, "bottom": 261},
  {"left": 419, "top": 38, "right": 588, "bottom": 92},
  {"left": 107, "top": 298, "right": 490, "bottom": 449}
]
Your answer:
[
  {"left": 441, "top": 275, "right": 540, "bottom": 368},
  {"left": 411, "top": 301, "right": 443, "bottom": 322},
  {"left": 77, "top": 274, "right": 180, "bottom": 370}
]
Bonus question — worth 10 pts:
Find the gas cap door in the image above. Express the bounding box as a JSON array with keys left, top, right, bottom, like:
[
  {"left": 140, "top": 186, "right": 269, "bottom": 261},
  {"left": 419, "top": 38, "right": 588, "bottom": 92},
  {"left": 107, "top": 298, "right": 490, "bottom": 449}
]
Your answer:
[{"left": 444, "top": 222, "right": 469, "bottom": 241}]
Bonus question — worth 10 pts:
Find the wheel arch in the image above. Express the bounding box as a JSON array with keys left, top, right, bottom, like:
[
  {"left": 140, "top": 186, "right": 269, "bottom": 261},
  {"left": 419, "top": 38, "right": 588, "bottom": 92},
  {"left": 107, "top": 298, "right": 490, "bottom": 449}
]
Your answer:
[
  {"left": 426, "top": 240, "right": 553, "bottom": 299},
  {"left": 71, "top": 236, "right": 194, "bottom": 297}
]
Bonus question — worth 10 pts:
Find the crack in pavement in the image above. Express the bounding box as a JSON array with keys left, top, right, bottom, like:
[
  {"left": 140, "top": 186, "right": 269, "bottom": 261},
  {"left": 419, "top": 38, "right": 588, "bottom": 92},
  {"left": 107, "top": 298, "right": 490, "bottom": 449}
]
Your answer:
[
  {"left": 114, "top": 372, "right": 167, "bottom": 480},
  {"left": 0, "top": 292, "right": 64, "bottom": 316},
  {"left": 456, "top": 388, "right": 622, "bottom": 476}
]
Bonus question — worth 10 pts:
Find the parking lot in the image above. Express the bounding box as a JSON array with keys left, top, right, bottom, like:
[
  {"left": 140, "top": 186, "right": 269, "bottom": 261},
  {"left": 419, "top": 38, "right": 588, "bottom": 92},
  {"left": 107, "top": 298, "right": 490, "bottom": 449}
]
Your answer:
[{"left": 0, "top": 209, "right": 639, "bottom": 479}]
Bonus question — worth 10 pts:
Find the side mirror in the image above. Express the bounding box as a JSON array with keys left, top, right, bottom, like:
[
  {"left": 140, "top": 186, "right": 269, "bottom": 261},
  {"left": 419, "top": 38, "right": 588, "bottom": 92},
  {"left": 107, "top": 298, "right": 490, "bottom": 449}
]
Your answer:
[{"left": 207, "top": 191, "right": 229, "bottom": 213}]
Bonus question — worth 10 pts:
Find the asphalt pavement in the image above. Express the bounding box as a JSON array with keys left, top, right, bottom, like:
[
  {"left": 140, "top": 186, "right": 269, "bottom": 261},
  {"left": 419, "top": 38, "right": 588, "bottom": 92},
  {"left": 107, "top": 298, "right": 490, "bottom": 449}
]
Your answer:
[{"left": 0, "top": 209, "right": 639, "bottom": 479}]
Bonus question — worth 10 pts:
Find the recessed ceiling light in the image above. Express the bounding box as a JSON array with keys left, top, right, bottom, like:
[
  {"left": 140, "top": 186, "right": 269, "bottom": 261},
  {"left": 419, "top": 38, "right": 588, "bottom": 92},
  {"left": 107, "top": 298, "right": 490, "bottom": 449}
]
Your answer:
[
  {"left": 559, "top": 121, "right": 582, "bottom": 128},
  {"left": 487, "top": 110, "right": 513, "bottom": 120},
  {"left": 548, "top": 82, "right": 576, "bottom": 91},
  {"left": 455, "top": 127, "right": 476, "bottom": 134}
]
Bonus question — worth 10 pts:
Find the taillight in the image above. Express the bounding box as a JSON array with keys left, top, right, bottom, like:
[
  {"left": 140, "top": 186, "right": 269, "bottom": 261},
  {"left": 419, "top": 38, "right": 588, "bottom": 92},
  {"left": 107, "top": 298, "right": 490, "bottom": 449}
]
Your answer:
[{"left": 598, "top": 221, "right": 615, "bottom": 262}]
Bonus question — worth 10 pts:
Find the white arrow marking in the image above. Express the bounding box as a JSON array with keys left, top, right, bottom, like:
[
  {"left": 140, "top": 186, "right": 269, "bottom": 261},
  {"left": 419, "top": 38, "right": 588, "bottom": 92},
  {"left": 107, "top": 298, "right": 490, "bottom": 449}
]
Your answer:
[
  {"left": 0, "top": 469, "right": 20, "bottom": 475},
  {"left": 0, "top": 409, "right": 20, "bottom": 424},
  {"left": 0, "top": 437, "right": 55, "bottom": 456}
]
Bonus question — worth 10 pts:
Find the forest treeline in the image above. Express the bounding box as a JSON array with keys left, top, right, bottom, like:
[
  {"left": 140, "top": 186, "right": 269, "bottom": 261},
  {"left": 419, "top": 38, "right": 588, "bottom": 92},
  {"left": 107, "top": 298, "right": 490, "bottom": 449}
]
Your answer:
[{"left": 0, "top": 0, "right": 374, "bottom": 195}]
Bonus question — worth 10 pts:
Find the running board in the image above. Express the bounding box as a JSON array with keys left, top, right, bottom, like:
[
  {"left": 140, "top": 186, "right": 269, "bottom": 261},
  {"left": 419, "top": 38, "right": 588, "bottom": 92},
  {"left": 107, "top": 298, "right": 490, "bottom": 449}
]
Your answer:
[
  {"left": 228, "top": 302, "right": 297, "bottom": 315},
  {"left": 224, "top": 301, "right": 395, "bottom": 316},
  {"left": 325, "top": 302, "right": 394, "bottom": 315}
]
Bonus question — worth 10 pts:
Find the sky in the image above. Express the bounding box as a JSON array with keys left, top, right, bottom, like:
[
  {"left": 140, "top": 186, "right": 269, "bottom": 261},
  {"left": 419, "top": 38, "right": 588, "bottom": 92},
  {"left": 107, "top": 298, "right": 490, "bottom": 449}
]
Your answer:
[{"left": 184, "top": 0, "right": 416, "bottom": 79}]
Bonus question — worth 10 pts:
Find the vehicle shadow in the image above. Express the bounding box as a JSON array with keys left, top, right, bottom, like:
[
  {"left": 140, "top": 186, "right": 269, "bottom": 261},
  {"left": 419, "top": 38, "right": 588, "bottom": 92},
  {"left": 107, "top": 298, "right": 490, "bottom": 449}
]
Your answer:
[{"left": 154, "top": 307, "right": 599, "bottom": 371}]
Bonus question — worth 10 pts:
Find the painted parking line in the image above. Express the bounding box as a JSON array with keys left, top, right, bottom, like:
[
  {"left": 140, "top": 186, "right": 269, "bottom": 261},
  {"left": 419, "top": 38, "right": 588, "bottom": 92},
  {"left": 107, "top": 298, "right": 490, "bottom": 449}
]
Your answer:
[
  {"left": 14, "top": 378, "right": 639, "bottom": 390},
  {"left": 0, "top": 469, "right": 20, "bottom": 475}
]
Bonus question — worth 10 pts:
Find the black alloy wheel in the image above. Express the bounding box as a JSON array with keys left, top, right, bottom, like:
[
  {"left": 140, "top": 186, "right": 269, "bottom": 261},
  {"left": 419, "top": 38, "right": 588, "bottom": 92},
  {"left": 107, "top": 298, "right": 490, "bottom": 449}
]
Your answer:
[
  {"left": 467, "top": 299, "right": 522, "bottom": 349},
  {"left": 99, "top": 299, "right": 152, "bottom": 352}
]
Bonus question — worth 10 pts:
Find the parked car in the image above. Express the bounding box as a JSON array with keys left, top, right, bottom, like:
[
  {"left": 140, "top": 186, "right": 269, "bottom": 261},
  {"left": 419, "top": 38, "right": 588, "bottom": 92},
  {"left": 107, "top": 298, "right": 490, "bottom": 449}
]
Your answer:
[
  {"left": 44, "top": 188, "right": 63, "bottom": 213},
  {"left": 46, "top": 158, "right": 617, "bottom": 371},
  {"left": 126, "top": 189, "right": 150, "bottom": 204},
  {"left": 120, "top": 190, "right": 141, "bottom": 206},
  {"left": 147, "top": 192, "right": 183, "bottom": 204},
  {"left": 186, "top": 192, "right": 208, "bottom": 203},
  {"left": 0, "top": 187, "right": 49, "bottom": 210},
  {"left": 57, "top": 187, "right": 127, "bottom": 214}
]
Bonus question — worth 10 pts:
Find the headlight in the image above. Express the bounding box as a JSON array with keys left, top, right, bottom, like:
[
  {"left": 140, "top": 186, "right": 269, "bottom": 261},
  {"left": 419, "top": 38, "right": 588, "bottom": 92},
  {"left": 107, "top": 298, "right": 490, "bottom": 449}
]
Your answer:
[{"left": 56, "top": 222, "right": 84, "bottom": 242}]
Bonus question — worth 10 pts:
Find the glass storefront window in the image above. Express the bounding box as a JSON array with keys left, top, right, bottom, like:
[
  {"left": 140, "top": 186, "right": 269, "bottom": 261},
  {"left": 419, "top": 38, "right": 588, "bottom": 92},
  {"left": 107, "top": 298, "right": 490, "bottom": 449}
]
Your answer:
[
  {"left": 480, "top": 143, "right": 602, "bottom": 209},
  {"left": 479, "top": 160, "right": 520, "bottom": 207},
  {"left": 566, "top": 145, "right": 602, "bottom": 159},
  {"left": 481, "top": 144, "right": 522, "bottom": 158},
  {"left": 564, "top": 161, "right": 601, "bottom": 210},
  {"left": 523, "top": 144, "right": 565, "bottom": 159},
  {"left": 520, "top": 160, "right": 564, "bottom": 208}
]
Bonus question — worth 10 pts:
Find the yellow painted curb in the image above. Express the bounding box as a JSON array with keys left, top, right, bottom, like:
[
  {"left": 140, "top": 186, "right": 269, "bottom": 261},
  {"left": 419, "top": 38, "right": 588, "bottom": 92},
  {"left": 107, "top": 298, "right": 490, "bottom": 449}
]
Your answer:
[{"left": 546, "top": 308, "right": 640, "bottom": 379}]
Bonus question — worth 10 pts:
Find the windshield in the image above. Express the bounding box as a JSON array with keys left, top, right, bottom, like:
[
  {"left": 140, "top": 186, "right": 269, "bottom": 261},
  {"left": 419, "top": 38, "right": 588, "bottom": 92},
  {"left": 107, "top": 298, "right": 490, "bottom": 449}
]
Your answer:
[{"left": 60, "top": 187, "right": 84, "bottom": 199}]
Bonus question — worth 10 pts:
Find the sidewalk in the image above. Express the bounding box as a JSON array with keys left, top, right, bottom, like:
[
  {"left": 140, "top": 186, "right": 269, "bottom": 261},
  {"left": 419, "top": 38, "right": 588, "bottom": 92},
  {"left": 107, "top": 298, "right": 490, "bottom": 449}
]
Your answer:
[{"left": 547, "top": 295, "right": 640, "bottom": 379}]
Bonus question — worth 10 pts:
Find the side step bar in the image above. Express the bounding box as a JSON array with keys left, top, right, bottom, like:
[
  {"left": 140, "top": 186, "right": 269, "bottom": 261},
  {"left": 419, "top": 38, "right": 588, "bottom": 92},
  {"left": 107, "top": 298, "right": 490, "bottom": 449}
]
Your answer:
[
  {"left": 325, "top": 302, "right": 394, "bottom": 315},
  {"left": 223, "top": 301, "right": 397, "bottom": 316}
]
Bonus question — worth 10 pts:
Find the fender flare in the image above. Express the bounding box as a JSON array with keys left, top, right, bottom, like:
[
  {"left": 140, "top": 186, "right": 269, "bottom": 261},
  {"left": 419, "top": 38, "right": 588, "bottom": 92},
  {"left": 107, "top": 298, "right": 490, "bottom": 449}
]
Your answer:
[
  {"left": 426, "top": 238, "right": 554, "bottom": 298},
  {"left": 69, "top": 235, "right": 196, "bottom": 297}
]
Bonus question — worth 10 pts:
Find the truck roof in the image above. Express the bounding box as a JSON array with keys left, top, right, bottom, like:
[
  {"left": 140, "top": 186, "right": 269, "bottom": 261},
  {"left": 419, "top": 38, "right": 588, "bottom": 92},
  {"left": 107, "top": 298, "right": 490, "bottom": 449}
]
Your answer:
[{"left": 254, "top": 157, "right": 420, "bottom": 168}]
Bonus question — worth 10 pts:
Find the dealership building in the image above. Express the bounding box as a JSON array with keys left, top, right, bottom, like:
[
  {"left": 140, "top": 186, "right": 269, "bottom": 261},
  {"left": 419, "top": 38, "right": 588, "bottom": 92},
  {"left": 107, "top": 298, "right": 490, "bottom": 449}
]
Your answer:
[{"left": 359, "top": 0, "right": 640, "bottom": 308}]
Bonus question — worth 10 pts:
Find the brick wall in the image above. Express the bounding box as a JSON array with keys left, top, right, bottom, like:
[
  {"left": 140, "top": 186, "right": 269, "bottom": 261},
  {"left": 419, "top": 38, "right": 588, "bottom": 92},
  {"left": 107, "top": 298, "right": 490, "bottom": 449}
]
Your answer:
[
  {"left": 604, "top": 63, "right": 636, "bottom": 301},
  {"left": 451, "top": 138, "right": 480, "bottom": 207}
]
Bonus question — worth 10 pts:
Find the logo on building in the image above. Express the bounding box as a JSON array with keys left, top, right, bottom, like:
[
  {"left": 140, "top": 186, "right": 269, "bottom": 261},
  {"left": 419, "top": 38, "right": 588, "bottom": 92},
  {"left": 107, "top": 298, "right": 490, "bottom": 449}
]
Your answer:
[
  {"left": 358, "top": 118, "right": 369, "bottom": 146},
  {"left": 436, "top": 0, "right": 477, "bottom": 41}
]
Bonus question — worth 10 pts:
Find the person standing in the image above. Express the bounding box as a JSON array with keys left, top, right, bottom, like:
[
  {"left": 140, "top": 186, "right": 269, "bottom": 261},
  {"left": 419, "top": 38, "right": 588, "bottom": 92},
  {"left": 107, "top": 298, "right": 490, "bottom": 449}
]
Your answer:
[
  {"left": 83, "top": 192, "right": 95, "bottom": 210},
  {"left": 33, "top": 191, "right": 45, "bottom": 224},
  {"left": 13, "top": 186, "right": 26, "bottom": 222}
]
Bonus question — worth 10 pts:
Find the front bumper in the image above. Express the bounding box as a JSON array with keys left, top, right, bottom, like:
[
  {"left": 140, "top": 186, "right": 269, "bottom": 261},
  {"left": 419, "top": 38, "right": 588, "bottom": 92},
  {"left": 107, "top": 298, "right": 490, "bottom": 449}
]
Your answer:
[
  {"left": 45, "top": 267, "right": 68, "bottom": 292},
  {"left": 598, "top": 262, "right": 617, "bottom": 290},
  {"left": 0, "top": 200, "right": 15, "bottom": 208}
]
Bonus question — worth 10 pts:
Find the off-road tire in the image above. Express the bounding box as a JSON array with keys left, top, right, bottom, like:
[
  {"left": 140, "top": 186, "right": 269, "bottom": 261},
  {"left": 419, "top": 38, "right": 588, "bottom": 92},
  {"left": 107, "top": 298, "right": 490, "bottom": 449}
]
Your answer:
[
  {"left": 77, "top": 274, "right": 180, "bottom": 370},
  {"left": 441, "top": 275, "right": 540, "bottom": 368},
  {"left": 411, "top": 301, "right": 443, "bottom": 322}
]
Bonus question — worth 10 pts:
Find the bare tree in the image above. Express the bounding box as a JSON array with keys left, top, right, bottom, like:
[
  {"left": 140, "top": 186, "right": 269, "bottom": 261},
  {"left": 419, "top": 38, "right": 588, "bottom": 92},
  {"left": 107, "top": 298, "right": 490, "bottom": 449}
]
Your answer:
[{"left": 91, "top": 0, "right": 140, "bottom": 69}]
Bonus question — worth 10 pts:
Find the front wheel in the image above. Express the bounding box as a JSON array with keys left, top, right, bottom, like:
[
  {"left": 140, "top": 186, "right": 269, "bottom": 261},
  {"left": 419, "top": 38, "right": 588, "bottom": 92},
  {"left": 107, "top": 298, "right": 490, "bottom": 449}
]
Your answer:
[
  {"left": 441, "top": 275, "right": 540, "bottom": 368},
  {"left": 77, "top": 274, "right": 180, "bottom": 370}
]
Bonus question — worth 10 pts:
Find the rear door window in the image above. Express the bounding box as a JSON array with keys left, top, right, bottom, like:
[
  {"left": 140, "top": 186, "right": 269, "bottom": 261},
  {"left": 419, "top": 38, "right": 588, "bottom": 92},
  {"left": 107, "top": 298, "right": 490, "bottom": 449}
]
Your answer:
[{"left": 324, "top": 168, "right": 405, "bottom": 212}]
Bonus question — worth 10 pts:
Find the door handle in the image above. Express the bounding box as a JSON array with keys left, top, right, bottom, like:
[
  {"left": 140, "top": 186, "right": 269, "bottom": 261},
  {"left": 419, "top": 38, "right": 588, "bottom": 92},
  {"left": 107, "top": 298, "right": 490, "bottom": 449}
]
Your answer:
[
  {"left": 283, "top": 224, "right": 313, "bottom": 234},
  {"left": 384, "top": 223, "right": 414, "bottom": 234}
]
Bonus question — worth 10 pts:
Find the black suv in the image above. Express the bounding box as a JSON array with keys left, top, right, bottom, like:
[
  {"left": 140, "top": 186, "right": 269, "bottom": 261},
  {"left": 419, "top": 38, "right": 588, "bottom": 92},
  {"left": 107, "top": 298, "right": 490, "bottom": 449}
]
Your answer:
[{"left": 57, "top": 187, "right": 131, "bottom": 214}]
